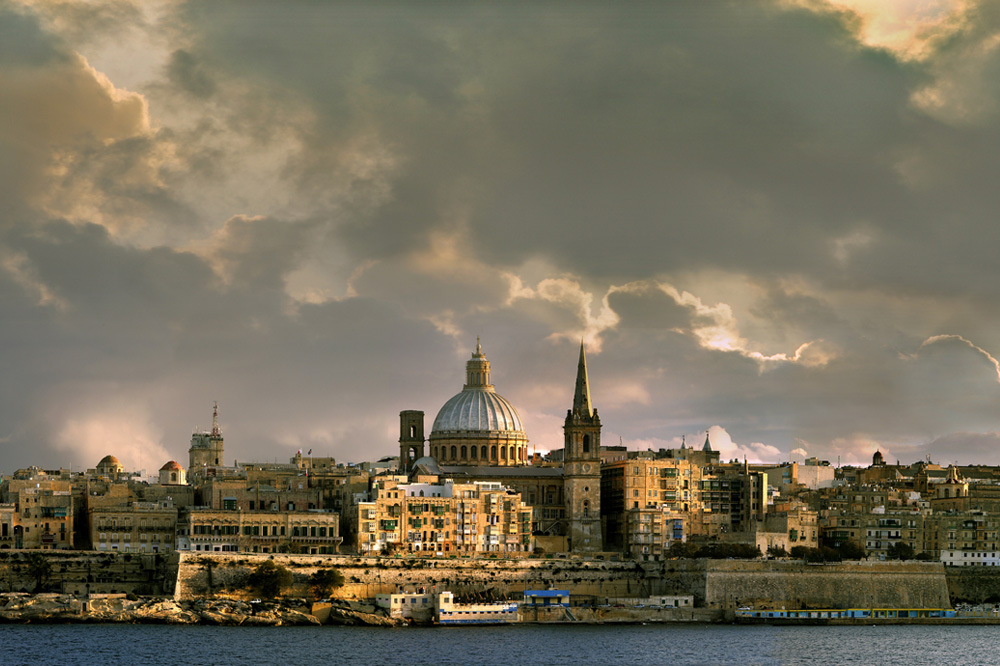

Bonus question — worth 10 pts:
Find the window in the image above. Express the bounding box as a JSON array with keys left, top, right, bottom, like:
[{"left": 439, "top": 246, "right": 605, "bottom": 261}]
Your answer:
[{"left": 583, "top": 435, "right": 590, "bottom": 453}]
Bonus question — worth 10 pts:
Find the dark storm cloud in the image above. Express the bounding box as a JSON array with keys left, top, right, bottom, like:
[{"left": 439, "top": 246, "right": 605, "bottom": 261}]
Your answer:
[
  {"left": 4, "top": 0, "right": 1000, "bottom": 472},
  {"left": 165, "top": 49, "right": 216, "bottom": 99}
]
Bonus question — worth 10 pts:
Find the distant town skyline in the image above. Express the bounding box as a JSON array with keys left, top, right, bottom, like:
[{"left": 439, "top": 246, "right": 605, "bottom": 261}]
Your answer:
[{"left": 3, "top": 0, "right": 1000, "bottom": 472}]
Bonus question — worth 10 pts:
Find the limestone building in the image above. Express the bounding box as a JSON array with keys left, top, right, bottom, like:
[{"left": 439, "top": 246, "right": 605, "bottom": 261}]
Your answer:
[
  {"left": 396, "top": 341, "right": 603, "bottom": 553},
  {"left": 357, "top": 478, "right": 532, "bottom": 556},
  {"left": 158, "top": 460, "right": 186, "bottom": 486},
  {"left": 188, "top": 402, "right": 225, "bottom": 475}
]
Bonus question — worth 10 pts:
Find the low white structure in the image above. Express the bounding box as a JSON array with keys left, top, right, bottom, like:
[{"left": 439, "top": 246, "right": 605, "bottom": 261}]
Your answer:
[
  {"left": 375, "top": 591, "right": 435, "bottom": 621},
  {"left": 436, "top": 591, "right": 518, "bottom": 625},
  {"left": 941, "top": 549, "right": 1000, "bottom": 567},
  {"left": 611, "top": 595, "right": 694, "bottom": 608}
]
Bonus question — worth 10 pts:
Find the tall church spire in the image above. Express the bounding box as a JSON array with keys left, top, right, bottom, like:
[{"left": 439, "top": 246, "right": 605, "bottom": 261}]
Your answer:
[{"left": 572, "top": 340, "right": 593, "bottom": 418}]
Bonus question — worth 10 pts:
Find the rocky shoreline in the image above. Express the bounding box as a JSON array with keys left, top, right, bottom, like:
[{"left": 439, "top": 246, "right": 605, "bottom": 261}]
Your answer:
[{"left": 0, "top": 594, "right": 402, "bottom": 626}]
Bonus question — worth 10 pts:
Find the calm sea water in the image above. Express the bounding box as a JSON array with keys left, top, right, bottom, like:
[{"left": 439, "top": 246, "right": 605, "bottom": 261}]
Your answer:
[{"left": 0, "top": 623, "right": 991, "bottom": 666}]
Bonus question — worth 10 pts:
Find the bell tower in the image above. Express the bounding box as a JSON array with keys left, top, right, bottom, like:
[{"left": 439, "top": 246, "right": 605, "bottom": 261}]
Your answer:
[
  {"left": 563, "top": 341, "right": 603, "bottom": 552},
  {"left": 399, "top": 410, "right": 425, "bottom": 474},
  {"left": 189, "top": 402, "right": 225, "bottom": 474}
]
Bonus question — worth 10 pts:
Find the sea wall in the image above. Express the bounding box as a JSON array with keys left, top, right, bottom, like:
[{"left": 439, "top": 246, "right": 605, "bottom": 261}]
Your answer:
[
  {"left": 701, "top": 560, "right": 950, "bottom": 609},
  {"left": 174, "top": 553, "right": 950, "bottom": 610},
  {"left": 945, "top": 567, "right": 1000, "bottom": 604},
  {"left": 174, "top": 552, "right": 660, "bottom": 601},
  {"left": 0, "top": 550, "right": 177, "bottom": 596}
]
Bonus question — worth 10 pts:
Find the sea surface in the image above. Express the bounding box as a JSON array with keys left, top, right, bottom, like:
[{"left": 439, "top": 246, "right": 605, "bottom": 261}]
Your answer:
[{"left": 0, "top": 623, "right": 991, "bottom": 666}]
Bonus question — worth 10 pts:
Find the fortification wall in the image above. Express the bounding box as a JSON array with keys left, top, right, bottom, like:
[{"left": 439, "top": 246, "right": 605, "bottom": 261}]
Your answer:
[
  {"left": 174, "top": 553, "right": 662, "bottom": 601},
  {"left": 702, "top": 560, "right": 950, "bottom": 609},
  {"left": 175, "top": 555, "right": 949, "bottom": 610},
  {"left": 0, "top": 550, "right": 176, "bottom": 595},
  {"left": 945, "top": 567, "right": 1000, "bottom": 604}
]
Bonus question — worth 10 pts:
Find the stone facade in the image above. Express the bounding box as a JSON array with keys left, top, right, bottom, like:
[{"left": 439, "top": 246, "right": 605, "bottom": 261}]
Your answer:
[
  {"left": 176, "top": 508, "right": 341, "bottom": 554},
  {"left": 90, "top": 499, "right": 178, "bottom": 553},
  {"left": 357, "top": 478, "right": 532, "bottom": 556},
  {"left": 563, "top": 343, "right": 603, "bottom": 553}
]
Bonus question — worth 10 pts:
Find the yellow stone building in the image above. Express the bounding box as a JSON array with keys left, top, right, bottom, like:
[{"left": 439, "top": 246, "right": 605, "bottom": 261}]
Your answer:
[
  {"left": 90, "top": 499, "right": 178, "bottom": 553},
  {"left": 176, "top": 508, "right": 342, "bottom": 554},
  {"left": 358, "top": 478, "right": 532, "bottom": 556}
]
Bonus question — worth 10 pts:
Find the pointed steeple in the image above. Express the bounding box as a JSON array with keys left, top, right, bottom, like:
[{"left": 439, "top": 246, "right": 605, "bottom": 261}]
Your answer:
[
  {"left": 702, "top": 431, "right": 712, "bottom": 452},
  {"left": 681, "top": 435, "right": 687, "bottom": 450},
  {"left": 572, "top": 340, "right": 593, "bottom": 418}
]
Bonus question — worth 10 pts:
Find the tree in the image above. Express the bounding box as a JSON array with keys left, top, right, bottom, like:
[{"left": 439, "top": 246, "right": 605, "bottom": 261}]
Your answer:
[
  {"left": 837, "top": 540, "right": 867, "bottom": 561},
  {"left": 247, "top": 561, "right": 293, "bottom": 599},
  {"left": 25, "top": 554, "right": 51, "bottom": 593},
  {"left": 886, "top": 542, "right": 916, "bottom": 560},
  {"left": 767, "top": 545, "right": 789, "bottom": 559},
  {"left": 665, "top": 542, "right": 701, "bottom": 559},
  {"left": 309, "top": 568, "right": 345, "bottom": 600}
]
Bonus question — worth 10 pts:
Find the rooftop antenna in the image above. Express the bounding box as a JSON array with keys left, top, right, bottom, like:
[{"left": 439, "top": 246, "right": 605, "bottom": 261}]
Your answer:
[{"left": 211, "top": 401, "right": 221, "bottom": 437}]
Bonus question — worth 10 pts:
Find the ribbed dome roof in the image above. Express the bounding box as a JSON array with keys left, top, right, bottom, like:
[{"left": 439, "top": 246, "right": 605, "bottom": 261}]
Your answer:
[
  {"left": 432, "top": 389, "right": 525, "bottom": 434},
  {"left": 159, "top": 460, "right": 183, "bottom": 471},
  {"left": 430, "top": 341, "right": 526, "bottom": 436},
  {"left": 98, "top": 455, "right": 121, "bottom": 466}
]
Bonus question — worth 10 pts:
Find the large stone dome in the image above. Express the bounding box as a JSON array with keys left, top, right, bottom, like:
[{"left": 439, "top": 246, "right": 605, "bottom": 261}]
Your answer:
[
  {"left": 429, "top": 341, "right": 529, "bottom": 466},
  {"left": 432, "top": 388, "right": 524, "bottom": 434}
]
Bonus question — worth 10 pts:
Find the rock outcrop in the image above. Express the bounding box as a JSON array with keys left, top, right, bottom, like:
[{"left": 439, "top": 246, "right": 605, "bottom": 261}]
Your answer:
[{"left": 0, "top": 594, "right": 322, "bottom": 625}]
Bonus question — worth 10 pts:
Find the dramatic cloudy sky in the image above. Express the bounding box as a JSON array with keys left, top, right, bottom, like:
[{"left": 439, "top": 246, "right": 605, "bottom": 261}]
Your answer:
[{"left": 3, "top": 0, "right": 1000, "bottom": 474}]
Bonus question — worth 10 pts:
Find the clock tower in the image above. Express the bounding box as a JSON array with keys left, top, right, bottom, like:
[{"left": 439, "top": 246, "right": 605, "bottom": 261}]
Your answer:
[{"left": 563, "top": 341, "right": 603, "bottom": 552}]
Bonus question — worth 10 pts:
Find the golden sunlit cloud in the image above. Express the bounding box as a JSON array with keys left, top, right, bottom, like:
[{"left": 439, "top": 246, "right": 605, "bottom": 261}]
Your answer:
[
  {"left": 789, "top": 0, "right": 961, "bottom": 59},
  {"left": 0, "top": 249, "right": 68, "bottom": 310},
  {"left": 921, "top": 334, "right": 1000, "bottom": 382},
  {"left": 505, "top": 274, "right": 620, "bottom": 352}
]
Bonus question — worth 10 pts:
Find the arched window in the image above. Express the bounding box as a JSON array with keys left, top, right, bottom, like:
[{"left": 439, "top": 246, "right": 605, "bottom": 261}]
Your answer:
[
  {"left": 451, "top": 446, "right": 458, "bottom": 459},
  {"left": 582, "top": 434, "right": 590, "bottom": 453},
  {"left": 583, "top": 500, "right": 590, "bottom": 518},
  {"left": 471, "top": 446, "right": 477, "bottom": 459},
  {"left": 500, "top": 447, "right": 506, "bottom": 460},
  {"left": 432, "top": 446, "right": 438, "bottom": 459},
  {"left": 508, "top": 446, "right": 514, "bottom": 461},
  {"left": 491, "top": 446, "right": 497, "bottom": 460},
  {"left": 461, "top": 445, "right": 467, "bottom": 459},
  {"left": 482, "top": 445, "right": 488, "bottom": 459}
]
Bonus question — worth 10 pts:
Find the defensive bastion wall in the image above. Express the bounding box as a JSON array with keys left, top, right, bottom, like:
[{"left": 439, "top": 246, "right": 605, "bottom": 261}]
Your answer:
[
  {"left": 174, "top": 553, "right": 950, "bottom": 609},
  {"left": 702, "top": 560, "right": 950, "bottom": 609}
]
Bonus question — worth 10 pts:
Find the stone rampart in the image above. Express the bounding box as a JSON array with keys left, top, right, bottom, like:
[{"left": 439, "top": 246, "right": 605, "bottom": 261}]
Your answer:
[
  {"left": 945, "top": 567, "right": 1000, "bottom": 604},
  {"left": 175, "top": 554, "right": 949, "bottom": 611},
  {"left": 0, "top": 550, "right": 176, "bottom": 596},
  {"left": 174, "top": 552, "right": 658, "bottom": 601},
  {"left": 702, "top": 560, "right": 949, "bottom": 609}
]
